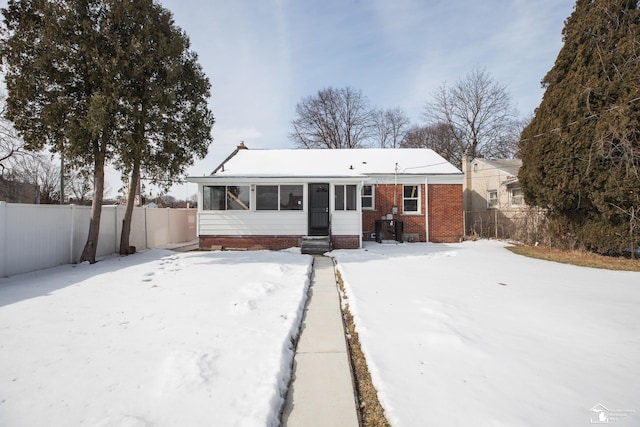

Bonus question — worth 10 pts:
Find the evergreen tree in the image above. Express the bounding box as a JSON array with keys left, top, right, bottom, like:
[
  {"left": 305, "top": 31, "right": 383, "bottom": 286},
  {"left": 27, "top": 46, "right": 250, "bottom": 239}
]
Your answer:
[
  {"left": 519, "top": 0, "right": 640, "bottom": 255},
  {"left": 1, "top": 0, "right": 213, "bottom": 261},
  {"left": 2, "top": 0, "right": 120, "bottom": 263},
  {"left": 109, "top": 0, "right": 213, "bottom": 255}
]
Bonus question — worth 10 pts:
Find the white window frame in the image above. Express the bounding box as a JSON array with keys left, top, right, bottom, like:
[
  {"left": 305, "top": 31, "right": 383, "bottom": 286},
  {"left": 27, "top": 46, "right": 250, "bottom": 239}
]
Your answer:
[
  {"left": 402, "top": 185, "right": 420, "bottom": 214},
  {"left": 510, "top": 187, "right": 523, "bottom": 207},
  {"left": 203, "top": 185, "right": 251, "bottom": 211},
  {"left": 334, "top": 184, "right": 357, "bottom": 211},
  {"left": 361, "top": 184, "right": 374, "bottom": 210},
  {"left": 487, "top": 190, "right": 498, "bottom": 209},
  {"left": 255, "top": 184, "right": 304, "bottom": 211}
]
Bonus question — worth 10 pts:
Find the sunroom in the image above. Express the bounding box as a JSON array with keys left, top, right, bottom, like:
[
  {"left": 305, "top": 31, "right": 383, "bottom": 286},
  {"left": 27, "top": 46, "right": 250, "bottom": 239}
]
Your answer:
[{"left": 189, "top": 175, "right": 364, "bottom": 251}]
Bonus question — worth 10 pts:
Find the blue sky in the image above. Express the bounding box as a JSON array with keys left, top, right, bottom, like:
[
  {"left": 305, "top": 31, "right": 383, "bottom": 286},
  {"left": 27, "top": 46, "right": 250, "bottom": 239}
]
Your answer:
[
  {"left": 1, "top": 0, "right": 577, "bottom": 198},
  {"left": 157, "top": 0, "right": 576, "bottom": 191}
]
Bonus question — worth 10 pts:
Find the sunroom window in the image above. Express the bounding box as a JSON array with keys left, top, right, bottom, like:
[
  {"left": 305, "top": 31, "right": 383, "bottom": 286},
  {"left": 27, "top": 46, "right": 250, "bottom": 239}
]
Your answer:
[
  {"left": 203, "top": 185, "right": 250, "bottom": 210},
  {"left": 256, "top": 186, "right": 279, "bottom": 210},
  {"left": 335, "top": 185, "right": 357, "bottom": 211},
  {"left": 256, "top": 185, "right": 303, "bottom": 211},
  {"left": 280, "top": 185, "right": 303, "bottom": 210}
]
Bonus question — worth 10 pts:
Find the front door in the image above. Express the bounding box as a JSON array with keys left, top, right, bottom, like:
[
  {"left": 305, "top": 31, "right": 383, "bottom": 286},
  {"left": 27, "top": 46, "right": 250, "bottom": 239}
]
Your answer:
[{"left": 308, "top": 183, "right": 330, "bottom": 236}]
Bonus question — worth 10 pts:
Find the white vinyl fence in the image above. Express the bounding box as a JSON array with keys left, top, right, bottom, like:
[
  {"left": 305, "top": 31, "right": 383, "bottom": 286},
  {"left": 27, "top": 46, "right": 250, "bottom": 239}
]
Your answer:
[{"left": 0, "top": 202, "right": 197, "bottom": 277}]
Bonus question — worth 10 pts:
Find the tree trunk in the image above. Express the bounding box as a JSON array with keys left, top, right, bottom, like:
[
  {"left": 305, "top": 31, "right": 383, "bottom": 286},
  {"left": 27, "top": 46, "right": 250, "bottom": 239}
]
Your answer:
[
  {"left": 80, "top": 141, "right": 106, "bottom": 264},
  {"left": 119, "top": 157, "right": 141, "bottom": 255}
]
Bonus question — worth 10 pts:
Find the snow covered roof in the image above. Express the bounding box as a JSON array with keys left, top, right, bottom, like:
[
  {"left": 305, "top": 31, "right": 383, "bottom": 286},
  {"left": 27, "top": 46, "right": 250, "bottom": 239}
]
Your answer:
[
  {"left": 477, "top": 158, "right": 522, "bottom": 176},
  {"left": 206, "top": 148, "right": 462, "bottom": 178}
]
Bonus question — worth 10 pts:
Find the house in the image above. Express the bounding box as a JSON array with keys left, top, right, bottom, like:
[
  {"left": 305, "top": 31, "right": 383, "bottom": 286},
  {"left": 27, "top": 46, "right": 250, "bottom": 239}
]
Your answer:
[
  {"left": 188, "top": 145, "right": 464, "bottom": 251},
  {"left": 0, "top": 177, "right": 40, "bottom": 204},
  {"left": 462, "top": 156, "right": 527, "bottom": 238}
]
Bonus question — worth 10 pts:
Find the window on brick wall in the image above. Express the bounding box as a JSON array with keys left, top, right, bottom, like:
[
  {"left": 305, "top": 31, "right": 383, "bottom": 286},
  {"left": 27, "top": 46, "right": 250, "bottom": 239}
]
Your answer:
[
  {"left": 203, "top": 185, "right": 250, "bottom": 210},
  {"left": 403, "top": 185, "right": 419, "bottom": 213},
  {"left": 335, "top": 185, "right": 357, "bottom": 211},
  {"left": 361, "top": 185, "right": 374, "bottom": 210}
]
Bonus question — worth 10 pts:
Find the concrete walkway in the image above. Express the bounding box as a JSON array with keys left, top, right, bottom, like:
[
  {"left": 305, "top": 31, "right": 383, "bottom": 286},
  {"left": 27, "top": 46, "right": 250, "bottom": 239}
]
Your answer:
[{"left": 281, "top": 256, "right": 359, "bottom": 427}]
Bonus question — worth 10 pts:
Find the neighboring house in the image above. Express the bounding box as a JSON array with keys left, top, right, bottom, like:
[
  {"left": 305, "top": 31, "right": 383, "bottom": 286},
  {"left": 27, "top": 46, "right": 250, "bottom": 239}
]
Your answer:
[
  {"left": 0, "top": 177, "right": 40, "bottom": 204},
  {"left": 188, "top": 145, "right": 464, "bottom": 251},
  {"left": 462, "top": 156, "right": 526, "bottom": 237}
]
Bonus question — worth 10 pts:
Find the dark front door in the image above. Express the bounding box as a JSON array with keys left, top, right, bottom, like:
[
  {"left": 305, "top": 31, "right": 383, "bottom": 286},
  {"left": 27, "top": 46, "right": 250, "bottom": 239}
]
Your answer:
[{"left": 308, "top": 183, "right": 330, "bottom": 236}]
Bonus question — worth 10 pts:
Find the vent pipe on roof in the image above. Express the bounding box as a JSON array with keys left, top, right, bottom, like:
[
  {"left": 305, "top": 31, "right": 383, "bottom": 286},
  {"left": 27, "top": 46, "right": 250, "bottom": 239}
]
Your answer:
[{"left": 211, "top": 142, "right": 248, "bottom": 175}]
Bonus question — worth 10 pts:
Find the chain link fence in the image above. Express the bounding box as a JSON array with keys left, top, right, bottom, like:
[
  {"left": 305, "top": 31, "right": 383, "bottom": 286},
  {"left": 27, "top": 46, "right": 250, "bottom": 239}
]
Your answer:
[{"left": 465, "top": 207, "right": 547, "bottom": 244}]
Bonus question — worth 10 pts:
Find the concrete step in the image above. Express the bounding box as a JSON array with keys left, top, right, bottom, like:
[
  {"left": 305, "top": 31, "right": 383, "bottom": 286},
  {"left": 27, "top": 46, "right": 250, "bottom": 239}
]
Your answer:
[{"left": 301, "top": 236, "right": 331, "bottom": 255}]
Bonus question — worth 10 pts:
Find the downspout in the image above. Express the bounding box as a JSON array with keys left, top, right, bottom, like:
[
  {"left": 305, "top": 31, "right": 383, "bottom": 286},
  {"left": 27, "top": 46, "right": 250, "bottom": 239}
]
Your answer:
[
  {"left": 394, "top": 163, "right": 398, "bottom": 209},
  {"left": 196, "top": 183, "right": 202, "bottom": 237},
  {"left": 424, "top": 177, "right": 429, "bottom": 242},
  {"left": 359, "top": 180, "right": 364, "bottom": 248}
]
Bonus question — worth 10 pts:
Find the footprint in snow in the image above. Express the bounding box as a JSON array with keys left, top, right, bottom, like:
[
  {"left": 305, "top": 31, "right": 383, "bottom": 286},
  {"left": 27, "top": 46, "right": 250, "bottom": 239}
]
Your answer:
[
  {"left": 155, "top": 349, "right": 219, "bottom": 396},
  {"left": 93, "top": 415, "right": 149, "bottom": 427},
  {"left": 141, "top": 272, "right": 155, "bottom": 282},
  {"left": 229, "top": 299, "right": 258, "bottom": 315}
]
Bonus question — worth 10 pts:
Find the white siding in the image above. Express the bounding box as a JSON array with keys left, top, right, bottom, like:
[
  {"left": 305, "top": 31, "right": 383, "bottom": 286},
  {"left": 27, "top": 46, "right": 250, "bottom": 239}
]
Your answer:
[
  {"left": 196, "top": 181, "right": 363, "bottom": 239},
  {"left": 331, "top": 211, "right": 360, "bottom": 235},
  {"left": 198, "top": 211, "right": 307, "bottom": 236}
]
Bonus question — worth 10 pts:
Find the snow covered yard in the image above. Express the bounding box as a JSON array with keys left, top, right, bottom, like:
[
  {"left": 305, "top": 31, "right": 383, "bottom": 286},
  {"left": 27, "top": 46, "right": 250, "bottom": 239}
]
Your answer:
[
  {"left": 331, "top": 240, "right": 640, "bottom": 427},
  {"left": 0, "top": 249, "right": 312, "bottom": 427}
]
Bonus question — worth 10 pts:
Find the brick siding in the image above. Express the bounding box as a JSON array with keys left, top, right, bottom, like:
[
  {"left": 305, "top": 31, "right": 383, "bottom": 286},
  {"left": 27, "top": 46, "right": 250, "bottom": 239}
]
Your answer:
[
  {"left": 200, "top": 234, "right": 360, "bottom": 250},
  {"left": 362, "top": 183, "right": 462, "bottom": 243},
  {"left": 331, "top": 235, "right": 360, "bottom": 249},
  {"left": 200, "top": 235, "right": 303, "bottom": 251},
  {"left": 199, "top": 183, "right": 462, "bottom": 249},
  {"left": 428, "top": 184, "right": 463, "bottom": 242}
]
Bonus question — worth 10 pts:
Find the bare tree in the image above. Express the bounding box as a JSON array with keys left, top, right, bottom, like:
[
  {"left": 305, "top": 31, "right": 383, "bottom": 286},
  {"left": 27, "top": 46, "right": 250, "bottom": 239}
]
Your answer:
[
  {"left": 290, "top": 86, "right": 374, "bottom": 149},
  {"left": 9, "top": 153, "right": 61, "bottom": 204},
  {"left": 401, "top": 123, "right": 460, "bottom": 166},
  {"left": 67, "top": 168, "right": 95, "bottom": 203},
  {"left": 372, "top": 107, "right": 411, "bottom": 148},
  {"left": 0, "top": 95, "right": 29, "bottom": 176},
  {"left": 424, "top": 67, "right": 520, "bottom": 161}
]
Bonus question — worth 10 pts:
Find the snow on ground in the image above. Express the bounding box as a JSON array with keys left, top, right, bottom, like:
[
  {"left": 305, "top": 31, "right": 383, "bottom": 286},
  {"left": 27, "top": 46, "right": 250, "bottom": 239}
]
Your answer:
[
  {"left": 0, "top": 249, "right": 312, "bottom": 427},
  {"left": 331, "top": 240, "right": 640, "bottom": 427}
]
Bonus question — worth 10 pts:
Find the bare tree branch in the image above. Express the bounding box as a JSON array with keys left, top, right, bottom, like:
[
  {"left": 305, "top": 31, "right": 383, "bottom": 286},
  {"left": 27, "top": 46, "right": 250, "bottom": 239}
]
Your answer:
[
  {"left": 424, "top": 66, "right": 520, "bottom": 161},
  {"left": 290, "top": 87, "right": 374, "bottom": 149}
]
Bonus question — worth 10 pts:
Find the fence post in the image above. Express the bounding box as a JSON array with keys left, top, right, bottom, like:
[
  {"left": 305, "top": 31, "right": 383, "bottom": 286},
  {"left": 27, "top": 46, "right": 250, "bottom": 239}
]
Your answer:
[
  {"left": 168, "top": 208, "right": 172, "bottom": 244},
  {"left": 145, "top": 206, "right": 149, "bottom": 250},
  {"left": 115, "top": 206, "right": 120, "bottom": 254},
  {"left": 69, "top": 204, "right": 75, "bottom": 264},
  {"left": 0, "top": 201, "right": 6, "bottom": 277}
]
